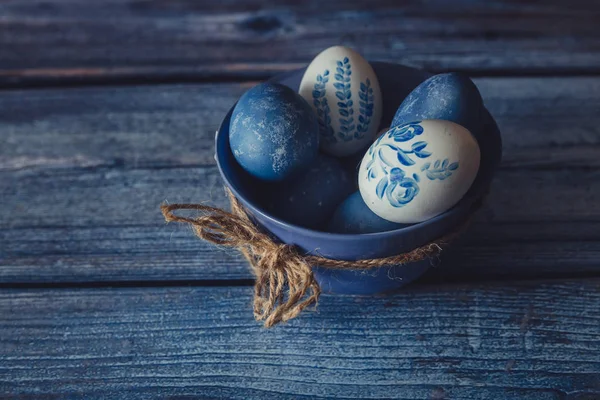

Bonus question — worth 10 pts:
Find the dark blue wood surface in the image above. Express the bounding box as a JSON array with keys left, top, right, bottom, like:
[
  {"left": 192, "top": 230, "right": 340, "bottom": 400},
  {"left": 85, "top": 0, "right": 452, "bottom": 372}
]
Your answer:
[
  {"left": 1, "top": 281, "right": 599, "bottom": 399},
  {"left": 0, "top": 0, "right": 599, "bottom": 398},
  {"left": 0, "top": 0, "right": 599, "bottom": 86}
]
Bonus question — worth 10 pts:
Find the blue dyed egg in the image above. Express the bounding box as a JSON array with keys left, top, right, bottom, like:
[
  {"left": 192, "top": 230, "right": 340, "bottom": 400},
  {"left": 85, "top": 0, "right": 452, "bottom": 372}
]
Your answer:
[
  {"left": 328, "top": 191, "right": 407, "bottom": 234},
  {"left": 267, "top": 155, "right": 355, "bottom": 229},
  {"left": 391, "top": 73, "right": 484, "bottom": 138},
  {"left": 229, "top": 83, "right": 319, "bottom": 181}
]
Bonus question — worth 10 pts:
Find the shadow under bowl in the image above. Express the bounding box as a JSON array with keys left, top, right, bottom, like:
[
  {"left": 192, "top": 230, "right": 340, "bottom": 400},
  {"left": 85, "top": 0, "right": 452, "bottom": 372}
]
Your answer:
[{"left": 215, "top": 62, "right": 502, "bottom": 295}]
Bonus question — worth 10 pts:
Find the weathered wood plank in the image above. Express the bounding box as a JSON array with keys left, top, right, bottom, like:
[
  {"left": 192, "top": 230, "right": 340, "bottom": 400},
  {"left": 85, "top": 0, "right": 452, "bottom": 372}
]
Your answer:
[
  {"left": 6, "top": 167, "right": 600, "bottom": 229},
  {"left": 1, "top": 77, "right": 600, "bottom": 283},
  {"left": 2, "top": 78, "right": 599, "bottom": 172},
  {"left": 3, "top": 166, "right": 600, "bottom": 283},
  {"left": 1, "top": 280, "right": 599, "bottom": 398},
  {"left": 3, "top": 75, "right": 595, "bottom": 172},
  {"left": 0, "top": 83, "right": 250, "bottom": 170},
  {"left": 0, "top": 0, "right": 599, "bottom": 85}
]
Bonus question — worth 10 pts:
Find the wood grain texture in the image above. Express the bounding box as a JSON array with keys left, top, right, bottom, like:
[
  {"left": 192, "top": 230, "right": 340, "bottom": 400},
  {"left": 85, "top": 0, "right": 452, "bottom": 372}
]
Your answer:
[
  {"left": 1, "top": 280, "right": 599, "bottom": 399},
  {"left": 0, "top": 0, "right": 599, "bottom": 86},
  {"left": 2, "top": 78, "right": 599, "bottom": 172},
  {"left": 3, "top": 166, "right": 600, "bottom": 283},
  {"left": 2, "top": 77, "right": 600, "bottom": 283}
]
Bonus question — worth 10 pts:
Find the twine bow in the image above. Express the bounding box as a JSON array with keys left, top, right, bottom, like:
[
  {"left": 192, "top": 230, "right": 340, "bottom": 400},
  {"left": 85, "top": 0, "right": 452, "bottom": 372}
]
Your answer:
[{"left": 161, "top": 189, "right": 467, "bottom": 327}]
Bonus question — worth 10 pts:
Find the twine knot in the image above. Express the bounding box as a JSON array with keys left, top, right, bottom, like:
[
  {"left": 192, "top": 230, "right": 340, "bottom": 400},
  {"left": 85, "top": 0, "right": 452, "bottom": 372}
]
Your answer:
[{"left": 161, "top": 189, "right": 472, "bottom": 327}]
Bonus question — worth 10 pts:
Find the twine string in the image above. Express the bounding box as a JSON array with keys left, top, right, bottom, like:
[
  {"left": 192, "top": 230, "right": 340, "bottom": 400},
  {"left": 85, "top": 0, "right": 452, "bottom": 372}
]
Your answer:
[{"left": 161, "top": 189, "right": 470, "bottom": 327}]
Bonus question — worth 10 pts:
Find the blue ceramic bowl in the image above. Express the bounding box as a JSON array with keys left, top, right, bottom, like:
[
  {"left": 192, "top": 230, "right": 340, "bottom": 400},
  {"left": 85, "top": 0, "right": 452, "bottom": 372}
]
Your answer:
[{"left": 215, "top": 62, "right": 502, "bottom": 295}]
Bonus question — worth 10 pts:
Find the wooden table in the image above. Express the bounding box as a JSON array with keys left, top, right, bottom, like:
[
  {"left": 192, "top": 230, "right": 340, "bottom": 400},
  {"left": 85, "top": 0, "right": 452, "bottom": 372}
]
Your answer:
[{"left": 1, "top": 1, "right": 599, "bottom": 398}]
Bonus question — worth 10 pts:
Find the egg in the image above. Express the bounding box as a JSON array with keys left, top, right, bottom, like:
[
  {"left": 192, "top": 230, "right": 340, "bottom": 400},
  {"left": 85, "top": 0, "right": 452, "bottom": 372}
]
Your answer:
[
  {"left": 267, "top": 155, "right": 355, "bottom": 229},
  {"left": 328, "top": 191, "right": 407, "bottom": 234},
  {"left": 299, "top": 46, "right": 383, "bottom": 157},
  {"left": 339, "top": 127, "right": 390, "bottom": 189},
  {"left": 375, "top": 126, "right": 390, "bottom": 140},
  {"left": 358, "top": 120, "right": 480, "bottom": 224},
  {"left": 229, "top": 82, "right": 319, "bottom": 181},
  {"left": 391, "top": 73, "right": 485, "bottom": 139}
]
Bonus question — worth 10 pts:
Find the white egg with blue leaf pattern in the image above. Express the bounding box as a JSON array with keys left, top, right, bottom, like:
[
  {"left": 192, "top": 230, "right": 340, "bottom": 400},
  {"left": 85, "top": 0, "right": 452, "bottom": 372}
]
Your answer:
[
  {"left": 358, "top": 120, "right": 480, "bottom": 224},
  {"left": 299, "top": 46, "right": 382, "bottom": 157}
]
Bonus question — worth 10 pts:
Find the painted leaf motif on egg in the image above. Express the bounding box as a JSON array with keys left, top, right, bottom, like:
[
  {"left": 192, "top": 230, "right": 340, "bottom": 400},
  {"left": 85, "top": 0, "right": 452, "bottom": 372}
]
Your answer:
[{"left": 299, "top": 46, "right": 383, "bottom": 157}]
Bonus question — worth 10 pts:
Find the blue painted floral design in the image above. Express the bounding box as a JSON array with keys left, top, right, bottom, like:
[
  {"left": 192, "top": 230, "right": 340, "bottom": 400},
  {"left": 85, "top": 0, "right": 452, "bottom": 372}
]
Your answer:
[
  {"left": 311, "top": 57, "right": 379, "bottom": 144},
  {"left": 356, "top": 78, "right": 374, "bottom": 139},
  {"left": 364, "top": 122, "right": 460, "bottom": 208},
  {"left": 421, "top": 159, "right": 459, "bottom": 180},
  {"left": 387, "top": 122, "right": 424, "bottom": 142},
  {"left": 312, "top": 70, "right": 335, "bottom": 143},
  {"left": 375, "top": 168, "right": 420, "bottom": 207},
  {"left": 334, "top": 57, "right": 354, "bottom": 142}
]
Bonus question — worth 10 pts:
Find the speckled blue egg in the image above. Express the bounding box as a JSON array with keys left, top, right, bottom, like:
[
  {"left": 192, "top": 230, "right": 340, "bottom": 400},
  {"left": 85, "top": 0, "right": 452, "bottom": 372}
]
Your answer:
[
  {"left": 328, "top": 191, "right": 407, "bottom": 234},
  {"left": 267, "top": 155, "right": 355, "bottom": 230},
  {"left": 229, "top": 82, "right": 319, "bottom": 181},
  {"left": 391, "top": 73, "right": 485, "bottom": 139}
]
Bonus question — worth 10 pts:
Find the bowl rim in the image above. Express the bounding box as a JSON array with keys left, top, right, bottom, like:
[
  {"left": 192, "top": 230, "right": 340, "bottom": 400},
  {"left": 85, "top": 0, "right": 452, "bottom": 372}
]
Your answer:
[{"left": 215, "top": 62, "right": 500, "bottom": 240}]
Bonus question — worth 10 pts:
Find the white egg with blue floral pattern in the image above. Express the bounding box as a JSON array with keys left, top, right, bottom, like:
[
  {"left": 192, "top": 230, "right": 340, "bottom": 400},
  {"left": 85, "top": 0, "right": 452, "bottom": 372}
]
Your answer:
[
  {"left": 358, "top": 120, "right": 480, "bottom": 224},
  {"left": 299, "top": 46, "right": 382, "bottom": 157}
]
